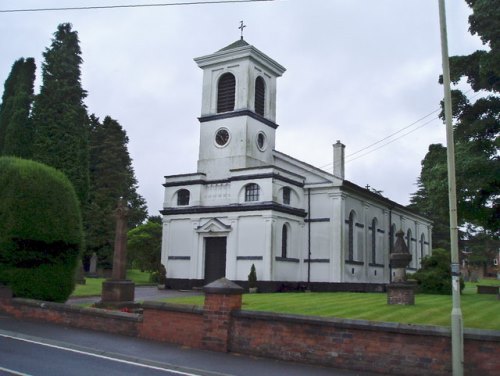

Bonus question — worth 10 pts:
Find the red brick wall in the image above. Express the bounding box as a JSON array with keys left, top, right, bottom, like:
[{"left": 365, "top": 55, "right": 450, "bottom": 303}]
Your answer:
[
  {"left": 139, "top": 301, "right": 204, "bottom": 348},
  {"left": 1, "top": 294, "right": 499, "bottom": 376},
  {"left": 0, "top": 298, "right": 139, "bottom": 337},
  {"left": 230, "top": 311, "right": 500, "bottom": 376}
]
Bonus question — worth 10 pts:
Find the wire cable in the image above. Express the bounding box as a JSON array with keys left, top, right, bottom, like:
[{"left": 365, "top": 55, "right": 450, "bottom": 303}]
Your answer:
[{"left": 0, "top": 0, "right": 275, "bottom": 13}]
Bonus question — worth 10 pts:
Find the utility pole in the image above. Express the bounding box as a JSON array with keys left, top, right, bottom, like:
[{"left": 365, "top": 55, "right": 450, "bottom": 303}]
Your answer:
[{"left": 437, "top": 1, "right": 464, "bottom": 375}]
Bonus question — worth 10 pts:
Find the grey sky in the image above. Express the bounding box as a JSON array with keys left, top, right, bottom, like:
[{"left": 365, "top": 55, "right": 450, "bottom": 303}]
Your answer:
[{"left": 0, "top": 0, "right": 483, "bottom": 215}]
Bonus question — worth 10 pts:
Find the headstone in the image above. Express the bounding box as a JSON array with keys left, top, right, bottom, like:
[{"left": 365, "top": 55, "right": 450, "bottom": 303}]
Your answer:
[
  {"left": 74, "top": 259, "right": 86, "bottom": 285},
  {"left": 89, "top": 252, "right": 98, "bottom": 276}
]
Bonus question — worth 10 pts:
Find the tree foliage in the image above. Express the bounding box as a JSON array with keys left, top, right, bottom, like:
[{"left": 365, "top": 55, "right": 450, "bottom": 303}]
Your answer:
[
  {"left": 31, "top": 23, "right": 90, "bottom": 205},
  {"left": 86, "top": 115, "right": 147, "bottom": 267},
  {"left": 410, "top": 0, "right": 499, "bottom": 246},
  {"left": 413, "top": 248, "right": 465, "bottom": 295},
  {"left": 0, "top": 157, "right": 83, "bottom": 302},
  {"left": 0, "top": 58, "right": 36, "bottom": 158},
  {"left": 127, "top": 219, "right": 162, "bottom": 274}
]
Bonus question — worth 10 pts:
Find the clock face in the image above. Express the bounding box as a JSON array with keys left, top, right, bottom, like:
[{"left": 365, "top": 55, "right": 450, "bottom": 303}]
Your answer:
[{"left": 215, "top": 128, "right": 230, "bottom": 146}]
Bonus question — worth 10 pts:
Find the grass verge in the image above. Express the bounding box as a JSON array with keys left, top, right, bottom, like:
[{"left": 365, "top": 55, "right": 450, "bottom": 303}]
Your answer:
[
  {"left": 161, "top": 279, "right": 500, "bottom": 331},
  {"left": 71, "top": 269, "right": 152, "bottom": 297}
]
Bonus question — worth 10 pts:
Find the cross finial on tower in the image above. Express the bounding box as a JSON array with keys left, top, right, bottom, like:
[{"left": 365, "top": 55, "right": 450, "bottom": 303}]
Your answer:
[{"left": 239, "top": 20, "right": 246, "bottom": 40}]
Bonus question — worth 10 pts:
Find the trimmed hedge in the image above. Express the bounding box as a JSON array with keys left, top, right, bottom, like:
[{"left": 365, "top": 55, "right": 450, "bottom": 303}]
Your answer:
[{"left": 0, "top": 157, "right": 83, "bottom": 302}]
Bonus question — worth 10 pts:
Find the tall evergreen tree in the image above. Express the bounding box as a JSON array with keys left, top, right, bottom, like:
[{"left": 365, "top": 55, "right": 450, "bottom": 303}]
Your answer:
[
  {"left": 31, "top": 23, "right": 89, "bottom": 205},
  {"left": 86, "top": 115, "right": 147, "bottom": 267},
  {"left": 410, "top": 0, "right": 499, "bottom": 246},
  {"left": 0, "top": 58, "right": 36, "bottom": 158}
]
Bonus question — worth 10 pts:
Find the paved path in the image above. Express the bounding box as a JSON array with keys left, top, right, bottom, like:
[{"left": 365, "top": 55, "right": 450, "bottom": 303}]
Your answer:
[{"left": 66, "top": 286, "right": 202, "bottom": 305}]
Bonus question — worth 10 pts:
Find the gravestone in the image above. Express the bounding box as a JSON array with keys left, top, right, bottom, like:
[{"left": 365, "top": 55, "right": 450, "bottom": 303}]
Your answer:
[
  {"left": 88, "top": 252, "right": 98, "bottom": 277},
  {"left": 74, "top": 259, "right": 86, "bottom": 285},
  {"left": 97, "top": 198, "right": 136, "bottom": 309}
]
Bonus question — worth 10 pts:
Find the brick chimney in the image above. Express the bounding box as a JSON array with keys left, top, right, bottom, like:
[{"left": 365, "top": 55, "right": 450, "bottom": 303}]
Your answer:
[{"left": 333, "top": 140, "right": 345, "bottom": 179}]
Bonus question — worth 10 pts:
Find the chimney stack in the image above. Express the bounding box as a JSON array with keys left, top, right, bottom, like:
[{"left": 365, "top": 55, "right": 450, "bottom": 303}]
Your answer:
[{"left": 333, "top": 140, "right": 345, "bottom": 179}]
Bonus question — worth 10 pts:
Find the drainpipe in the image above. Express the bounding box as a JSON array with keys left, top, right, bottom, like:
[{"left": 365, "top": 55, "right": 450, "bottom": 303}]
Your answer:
[{"left": 307, "top": 188, "right": 311, "bottom": 288}]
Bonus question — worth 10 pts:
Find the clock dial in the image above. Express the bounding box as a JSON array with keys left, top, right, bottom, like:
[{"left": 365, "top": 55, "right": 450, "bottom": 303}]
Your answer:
[{"left": 215, "top": 128, "right": 230, "bottom": 146}]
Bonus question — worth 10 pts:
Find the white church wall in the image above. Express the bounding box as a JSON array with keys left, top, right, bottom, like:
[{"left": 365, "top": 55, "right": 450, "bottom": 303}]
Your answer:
[{"left": 164, "top": 218, "right": 194, "bottom": 279}]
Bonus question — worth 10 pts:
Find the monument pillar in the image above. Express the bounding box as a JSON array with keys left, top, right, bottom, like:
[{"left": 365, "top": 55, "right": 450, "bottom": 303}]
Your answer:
[
  {"left": 387, "top": 230, "right": 417, "bottom": 305},
  {"left": 98, "top": 198, "right": 136, "bottom": 308}
]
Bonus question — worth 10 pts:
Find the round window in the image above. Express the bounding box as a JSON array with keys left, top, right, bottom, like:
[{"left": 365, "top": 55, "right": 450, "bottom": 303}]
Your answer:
[
  {"left": 257, "top": 132, "right": 266, "bottom": 151},
  {"left": 215, "top": 128, "right": 230, "bottom": 147}
]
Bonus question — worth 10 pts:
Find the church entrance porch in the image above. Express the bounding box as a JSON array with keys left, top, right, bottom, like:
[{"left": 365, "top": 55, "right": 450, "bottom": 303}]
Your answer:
[{"left": 204, "top": 237, "right": 227, "bottom": 284}]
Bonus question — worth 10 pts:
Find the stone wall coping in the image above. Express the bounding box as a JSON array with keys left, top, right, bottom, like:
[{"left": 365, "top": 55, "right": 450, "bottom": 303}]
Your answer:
[
  {"left": 142, "top": 301, "right": 204, "bottom": 315},
  {"left": 11, "top": 298, "right": 142, "bottom": 322},
  {"left": 204, "top": 278, "right": 244, "bottom": 295},
  {"left": 233, "top": 309, "right": 500, "bottom": 341}
]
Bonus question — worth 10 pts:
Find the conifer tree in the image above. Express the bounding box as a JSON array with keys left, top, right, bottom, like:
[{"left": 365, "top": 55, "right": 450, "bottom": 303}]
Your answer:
[
  {"left": 86, "top": 115, "right": 147, "bottom": 267},
  {"left": 31, "top": 23, "right": 89, "bottom": 205},
  {"left": 0, "top": 58, "right": 36, "bottom": 158}
]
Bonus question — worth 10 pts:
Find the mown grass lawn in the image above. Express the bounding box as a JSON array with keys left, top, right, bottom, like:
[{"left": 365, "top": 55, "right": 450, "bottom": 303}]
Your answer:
[
  {"left": 71, "top": 269, "right": 152, "bottom": 297},
  {"left": 162, "top": 279, "right": 500, "bottom": 331}
]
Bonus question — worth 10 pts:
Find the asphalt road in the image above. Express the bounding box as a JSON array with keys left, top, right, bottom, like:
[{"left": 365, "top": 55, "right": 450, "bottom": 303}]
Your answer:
[{"left": 0, "top": 314, "right": 377, "bottom": 376}]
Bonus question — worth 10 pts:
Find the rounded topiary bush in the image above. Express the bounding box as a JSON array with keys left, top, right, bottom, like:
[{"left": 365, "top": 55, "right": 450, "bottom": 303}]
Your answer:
[{"left": 0, "top": 157, "right": 83, "bottom": 302}]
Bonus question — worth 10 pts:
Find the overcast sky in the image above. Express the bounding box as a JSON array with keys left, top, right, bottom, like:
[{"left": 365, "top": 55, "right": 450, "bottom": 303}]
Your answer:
[{"left": 0, "top": 0, "right": 483, "bottom": 215}]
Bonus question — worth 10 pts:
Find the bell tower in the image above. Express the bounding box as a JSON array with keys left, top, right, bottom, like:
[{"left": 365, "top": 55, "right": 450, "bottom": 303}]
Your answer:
[{"left": 194, "top": 39, "right": 286, "bottom": 179}]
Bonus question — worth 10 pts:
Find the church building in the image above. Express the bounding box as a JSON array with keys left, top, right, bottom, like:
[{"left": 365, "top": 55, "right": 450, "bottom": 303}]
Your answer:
[{"left": 160, "top": 38, "right": 432, "bottom": 291}]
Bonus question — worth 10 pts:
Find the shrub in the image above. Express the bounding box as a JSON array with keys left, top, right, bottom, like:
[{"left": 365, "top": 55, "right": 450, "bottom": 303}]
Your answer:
[
  {"left": 0, "top": 157, "right": 83, "bottom": 302},
  {"left": 248, "top": 263, "right": 257, "bottom": 288},
  {"left": 413, "top": 248, "right": 465, "bottom": 295}
]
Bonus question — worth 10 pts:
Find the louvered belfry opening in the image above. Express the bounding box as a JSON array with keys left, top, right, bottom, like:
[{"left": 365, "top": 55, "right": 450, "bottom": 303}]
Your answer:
[
  {"left": 254, "top": 76, "right": 265, "bottom": 116},
  {"left": 217, "top": 73, "right": 236, "bottom": 113}
]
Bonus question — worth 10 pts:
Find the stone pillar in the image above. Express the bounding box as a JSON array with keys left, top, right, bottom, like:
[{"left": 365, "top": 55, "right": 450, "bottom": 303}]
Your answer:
[
  {"left": 202, "top": 278, "right": 243, "bottom": 352},
  {"left": 98, "top": 198, "right": 136, "bottom": 308}
]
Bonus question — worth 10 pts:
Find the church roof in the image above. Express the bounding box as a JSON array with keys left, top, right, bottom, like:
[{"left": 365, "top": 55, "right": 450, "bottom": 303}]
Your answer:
[{"left": 218, "top": 38, "right": 250, "bottom": 52}]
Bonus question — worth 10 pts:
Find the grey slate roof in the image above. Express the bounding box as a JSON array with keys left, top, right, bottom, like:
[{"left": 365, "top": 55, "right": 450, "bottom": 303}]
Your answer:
[{"left": 218, "top": 38, "right": 250, "bottom": 52}]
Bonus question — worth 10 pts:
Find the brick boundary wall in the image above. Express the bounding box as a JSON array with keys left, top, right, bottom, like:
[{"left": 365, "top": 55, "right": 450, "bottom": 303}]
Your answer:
[{"left": 1, "top": 283, "right": 499, "bottom": 376}]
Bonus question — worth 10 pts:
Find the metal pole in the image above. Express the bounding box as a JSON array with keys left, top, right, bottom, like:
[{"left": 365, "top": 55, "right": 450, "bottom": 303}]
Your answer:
[{"left": 437, "top": 1, "right": 464, "bottom": 375}]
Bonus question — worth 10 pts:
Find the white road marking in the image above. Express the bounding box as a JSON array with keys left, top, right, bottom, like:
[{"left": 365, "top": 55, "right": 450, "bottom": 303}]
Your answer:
[
  {"left": 0, "top": 365, "right": 32, "bottom": 376},
  {"left": 0, "top": 333, "right": 202, "bottom": 376}
]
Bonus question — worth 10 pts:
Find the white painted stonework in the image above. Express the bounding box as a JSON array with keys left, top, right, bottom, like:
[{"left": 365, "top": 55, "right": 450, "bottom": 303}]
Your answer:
[{"left": 161, "top": 39, "right": 432, "bottom": 288}]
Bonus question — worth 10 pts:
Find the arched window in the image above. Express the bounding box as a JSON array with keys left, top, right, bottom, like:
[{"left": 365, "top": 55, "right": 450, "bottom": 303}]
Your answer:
[
  {"left": 245, "top": 183, "right": 260, "bottom": 202},
  {"left": 217, "top": 73, "right": 235, "bottom": 113},
  {"left": 254, "top": 76, "right": 265, "bottom": 116},
  {"left": 281, "top": 224, "right": 289, "bottom": 258},
  {"left": 390, "top": 224, "right": 396, "bottom": 252},
  {"left": 282, "top": 187, "right": 291, "bottom": 205},
  {"left": 371, "top": 218, "right": 377, "bottom": 263},
  {"left": 348, "top": 210, "right": 356, "bottom": 261},
  {"left": 177, "top": 189, "right": 190, "bottom": 206},
  {"left": 406, "top": 229, "right": 413, "bottom": 267},
  {"left": 420, "top": 233, "right": 425, "bottom": 265}
]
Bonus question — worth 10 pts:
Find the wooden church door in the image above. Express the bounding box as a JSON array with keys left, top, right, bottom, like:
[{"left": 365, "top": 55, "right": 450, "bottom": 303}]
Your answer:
[{"left": 204, "top": 237, "right": 227, "bottom": 283}]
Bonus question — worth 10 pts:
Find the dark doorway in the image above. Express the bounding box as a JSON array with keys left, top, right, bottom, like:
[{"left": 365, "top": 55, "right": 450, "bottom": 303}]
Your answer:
[{"left": 204, "top": 237, "right": 227, "bottom": 284}]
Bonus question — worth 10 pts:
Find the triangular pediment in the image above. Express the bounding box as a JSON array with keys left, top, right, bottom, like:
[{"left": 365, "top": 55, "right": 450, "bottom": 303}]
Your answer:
[{"left": 196, "top": 218, "right": 232, "bottom": 234}]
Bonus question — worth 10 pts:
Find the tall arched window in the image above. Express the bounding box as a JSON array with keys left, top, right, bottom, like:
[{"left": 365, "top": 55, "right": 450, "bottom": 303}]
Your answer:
[
  {"left": 371, "top": 218, "right": 377, "bottom": 264},
  {"left": 390, "top": 224, "right": 396, "bottom": 252},
  {"left": 244, "top": 183, "right": 260, "bottom": 202},
  {"left": 254, "top": 76, "right": 265, "bottom": 116},
  {"left": 420, "top": 233, "right": 425, "bottom": 265},
  {"left": 177, "top": 189, "right": 190, "bottom": 206},
  {"left": 217, "top": 73, "right": 235, "bottom": 113},
  {"left": 348, "top": 210, "right": 356, "bottom": 261},
  {"left": 406, "top": 229, "right": 413, "bottom": 267},
  {"left": 281, "top": 224, "right": 289, "bottom": 258}
]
